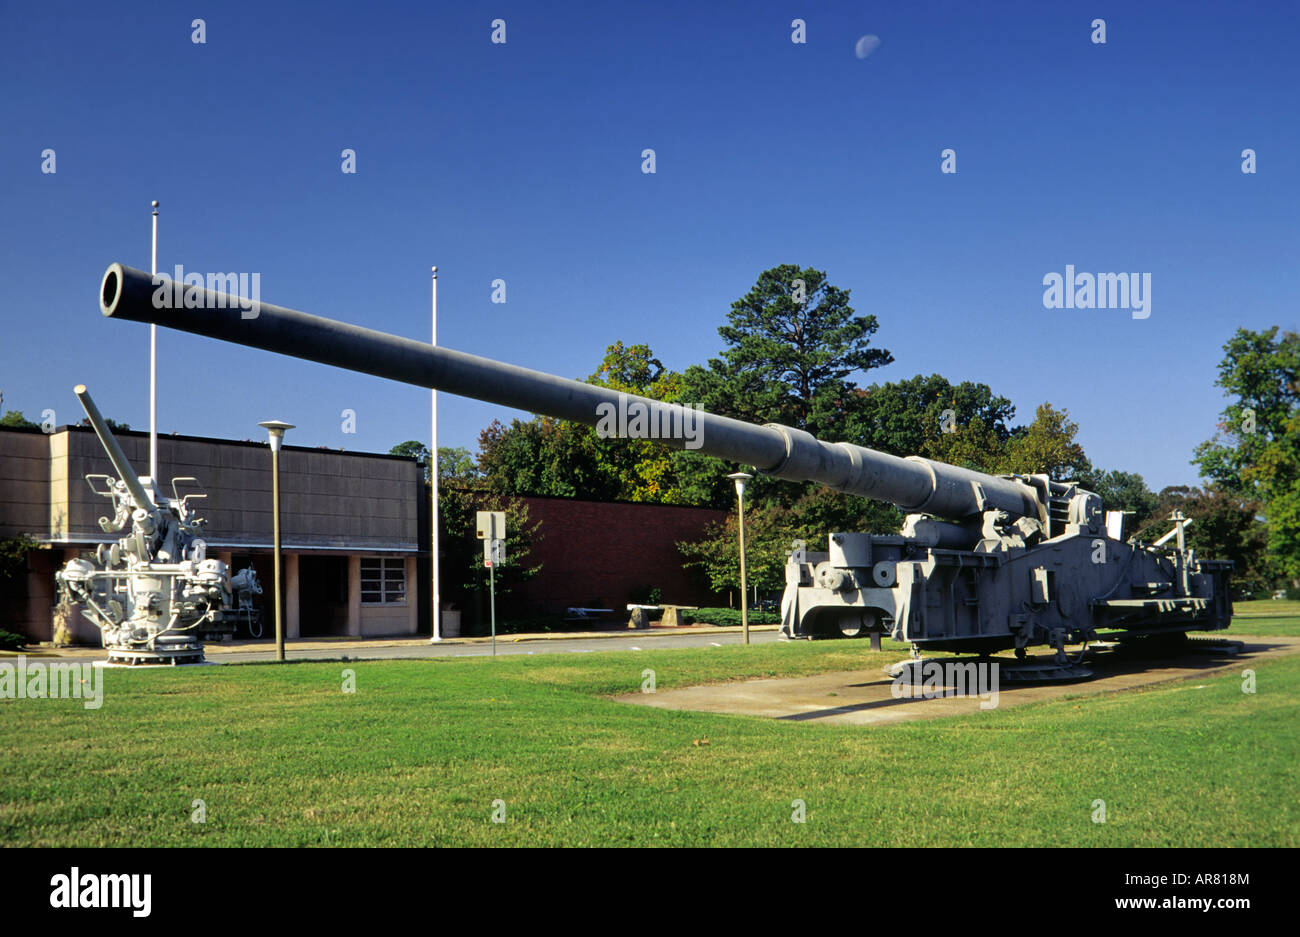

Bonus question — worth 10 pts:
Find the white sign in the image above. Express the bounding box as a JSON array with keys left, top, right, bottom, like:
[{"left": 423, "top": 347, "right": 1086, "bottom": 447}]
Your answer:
[{"left": 476, "top": 510, "right": 506, "bottom": 540}]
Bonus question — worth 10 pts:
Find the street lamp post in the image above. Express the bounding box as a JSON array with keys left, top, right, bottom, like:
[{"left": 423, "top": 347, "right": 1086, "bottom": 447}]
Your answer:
[
  {"left": 148, "top": 200, "right": 159, "bottom": 486},
  {"left": 727, "top": 472, "right": 754, "bottom": 645},
  {"left": 259, "top": 420, "right": 295, "bottom": 662},
  {"left": 429, "top": 265, "right": 441, "bottom": 643}
]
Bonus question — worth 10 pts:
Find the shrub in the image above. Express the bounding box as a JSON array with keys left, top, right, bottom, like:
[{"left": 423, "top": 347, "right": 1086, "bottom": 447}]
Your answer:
[
  {"left": 685, "top": 607, "right": 780, "bottom": 628},
  {"left": 0, "top": 629, "right": 28, "bottom": 651}
]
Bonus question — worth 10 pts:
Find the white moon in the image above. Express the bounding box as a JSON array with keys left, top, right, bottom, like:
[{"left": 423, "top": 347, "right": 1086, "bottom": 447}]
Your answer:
[{"left": 854, "top": 34, "right": 881, "bottom": 59}]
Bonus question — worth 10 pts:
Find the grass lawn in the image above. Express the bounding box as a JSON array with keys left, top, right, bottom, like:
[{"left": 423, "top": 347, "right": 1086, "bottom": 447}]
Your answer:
[
  {"left": 2, "top": 613, "right": 1297, "bottom": 847},
  {"left": 1224, "top": 599, "right": 1300, "bottom": 636}
]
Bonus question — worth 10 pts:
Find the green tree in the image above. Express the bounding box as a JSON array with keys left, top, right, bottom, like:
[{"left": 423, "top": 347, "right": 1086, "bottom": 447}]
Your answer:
[
  {"left": 677, "top": 490, "right": 902, "bottom": 603},
  {"left": 475, "top": 341, "right": 719, "bottom": 505},
  {"left": 585, "top": 342, "right": 699, "bottom": 503},
  {"left": 0, "top": 394, "right": 125, "bottom": 431},
  {"left": 0, "top": 411, "right": 39, "bottom": 429},
  {"left": 999, "top": 403, "right": 1090, "bottom": 478},
  {"left": 1133, "top": 485, "right": 1270, "bottom": 599},
  {"left": 77, "top": 416, "right": 130, "bottom": 432},
  {"left": 1077, "top": 468, "right": 1159, "bottom": 526},
  {"left": 1194, "top": 327, "right": 1299, "bottom": 582},
  {"left": 1193, "top": 328, "right": 1298, "bottom": 493},
  {"left": 842, "top": 374, "right": 1016, "bottom": 468},
  {"left": 437, "top": 484, "right": 542, "bottom": 603},
  {"left": 438, "top": 446, "right": 481, "bottom": 483},
  {"left": 840, "top": 382, "right": 1088, "bottom": 483},
  {"left": 681, "top": 264, "right": 892, "bottom": 435},
  {"left": 782, "top": 488, "right": 903, "bottom": 540},
  {"left": 477, "top": 417, "right": 624, "bottom": 500},
  {"left": 389, "top": 442, "right": 482, "bottom": 484},
  {"left": 390, "top": 440, "right": 432, "bottom": 479},
  {"left": 589, "top": 341, "right": 677, "bottom": 397},
  {"left": 393, "top": 439, "right": 539, "bottom": 626},
  {"left": 678, "top": 503, "right": 798, "bottom": 601},
  {"left": 0, "top": 533, "right": 36, "bottom": 581}
]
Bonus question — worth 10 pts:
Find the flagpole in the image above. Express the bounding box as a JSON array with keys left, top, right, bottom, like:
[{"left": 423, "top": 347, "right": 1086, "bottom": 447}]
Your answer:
[
  {"left": 149, "top": 200, "right": 159, "bottom": 484},
  {"left": 429, "top": 266, "right": 442, "bottom": 642}
]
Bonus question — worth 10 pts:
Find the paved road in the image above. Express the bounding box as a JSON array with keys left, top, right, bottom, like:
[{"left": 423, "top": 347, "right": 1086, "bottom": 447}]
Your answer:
[{"left": 219, "top": 629, "right": 787, "bottom": 663}]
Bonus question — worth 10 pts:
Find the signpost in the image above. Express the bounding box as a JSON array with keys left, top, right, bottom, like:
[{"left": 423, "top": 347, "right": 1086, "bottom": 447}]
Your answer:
[{"left": 476, "top": 512, "right": 506, "bottom": 657}]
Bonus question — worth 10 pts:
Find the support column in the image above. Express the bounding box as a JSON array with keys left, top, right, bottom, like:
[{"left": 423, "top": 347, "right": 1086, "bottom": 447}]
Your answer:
[
  {"left": 347, "top": 556, "right": 362, "bottom": 636},
  {"left": 28, "top": 550, "right": 55, "bottom": 643},
  {"left": 285, "top": 552, "right": 300, "bottom": 639},
  {"left": 406, "top": 555, "right": 418, "bottom": 635}
]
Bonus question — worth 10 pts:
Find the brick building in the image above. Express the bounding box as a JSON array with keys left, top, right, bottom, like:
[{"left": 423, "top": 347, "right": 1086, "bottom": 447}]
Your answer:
[
  {"left": 0, "top": 424, "right": 727, "bottom": 642},
  {"left": 0, "top": 424, "right": 421, "bottom": 642}
]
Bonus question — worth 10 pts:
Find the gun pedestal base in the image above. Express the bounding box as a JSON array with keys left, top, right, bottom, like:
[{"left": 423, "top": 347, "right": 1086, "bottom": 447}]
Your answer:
[{"left": 105, "top": 634, "right": 206, "bottom": 666}]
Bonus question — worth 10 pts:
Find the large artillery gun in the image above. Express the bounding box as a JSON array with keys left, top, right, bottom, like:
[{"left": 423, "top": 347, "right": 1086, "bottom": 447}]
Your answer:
[
  {"left": 55, "top": 384, "right": 261, "bottom": 664},
  {"left": 97, "top": 263, "right": 1232, "bottom": 675}
]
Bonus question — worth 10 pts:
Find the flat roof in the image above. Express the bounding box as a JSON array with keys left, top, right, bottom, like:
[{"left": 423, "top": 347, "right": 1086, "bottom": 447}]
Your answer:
[{"left": 0, "top": 423, "right": 422, "bottom": 464}]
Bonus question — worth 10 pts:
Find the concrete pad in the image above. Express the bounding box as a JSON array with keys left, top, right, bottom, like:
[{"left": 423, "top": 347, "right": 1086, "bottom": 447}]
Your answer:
[{"left": 615, "top": 636, "right": 1300, "bottom": 726}]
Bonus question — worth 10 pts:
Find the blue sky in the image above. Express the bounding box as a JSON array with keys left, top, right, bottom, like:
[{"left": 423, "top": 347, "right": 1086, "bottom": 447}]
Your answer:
[{"left": 1, "top": 0, "right": 1296, "bottom": 490}]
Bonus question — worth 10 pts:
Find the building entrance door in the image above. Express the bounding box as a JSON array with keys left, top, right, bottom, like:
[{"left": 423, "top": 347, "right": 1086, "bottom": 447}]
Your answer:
[{"left": 298, "top": 556, "right": 349, "bottom": 636}]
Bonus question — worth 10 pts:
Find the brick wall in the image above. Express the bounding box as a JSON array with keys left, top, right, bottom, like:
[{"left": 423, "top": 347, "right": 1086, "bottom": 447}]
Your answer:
[{"left": 503, "top": 496, "right": 727, "bottom": 616}]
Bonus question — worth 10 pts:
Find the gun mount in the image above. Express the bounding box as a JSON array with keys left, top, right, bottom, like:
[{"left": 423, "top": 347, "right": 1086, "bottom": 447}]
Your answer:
[
  {"left": 55, "top": 383, "right": 261, "bottom": 664},
  {"left": 98, "top": 262, "right": 1233, "bottom": 673}
]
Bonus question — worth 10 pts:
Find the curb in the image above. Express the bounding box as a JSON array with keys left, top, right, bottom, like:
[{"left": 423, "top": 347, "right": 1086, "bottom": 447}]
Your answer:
[{"left": 9, "top": 623, "right": 785, "bottom": 658}]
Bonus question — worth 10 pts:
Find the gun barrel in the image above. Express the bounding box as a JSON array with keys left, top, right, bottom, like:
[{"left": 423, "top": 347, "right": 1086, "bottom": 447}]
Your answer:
[
  {"left": 99, "top": 263, "right": 1040, "bottom": 521},
  {"left": 73, "top": 383, "right": 155, "bottom": 511}
]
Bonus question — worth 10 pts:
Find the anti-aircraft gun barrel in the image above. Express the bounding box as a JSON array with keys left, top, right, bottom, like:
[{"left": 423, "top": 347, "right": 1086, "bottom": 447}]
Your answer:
[
  {"left": 99, "top": 262, "right": 1040, "bottom": 522},
  {"left": 74, "top": 383, "right": 155, "bottom": 511}
]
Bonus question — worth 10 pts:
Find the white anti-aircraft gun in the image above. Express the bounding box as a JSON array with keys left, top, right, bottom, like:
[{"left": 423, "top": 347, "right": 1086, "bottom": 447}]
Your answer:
[{"left": 55, "top": 384, "right": 261, "bottom": 664}]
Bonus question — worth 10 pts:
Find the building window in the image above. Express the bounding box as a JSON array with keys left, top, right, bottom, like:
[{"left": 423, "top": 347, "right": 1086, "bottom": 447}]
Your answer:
[{"left": 360, "top": 557, "right": 406, "bottom": 605}]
